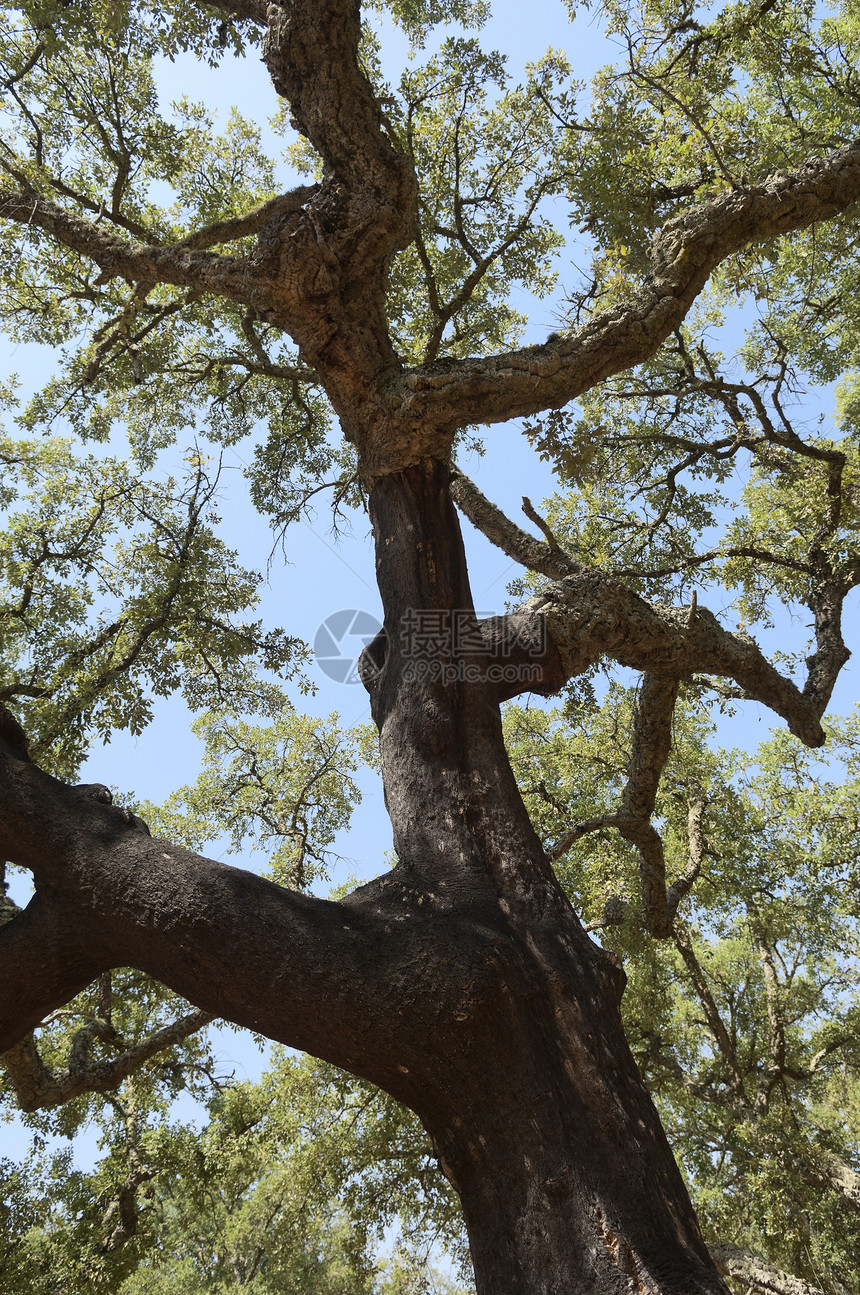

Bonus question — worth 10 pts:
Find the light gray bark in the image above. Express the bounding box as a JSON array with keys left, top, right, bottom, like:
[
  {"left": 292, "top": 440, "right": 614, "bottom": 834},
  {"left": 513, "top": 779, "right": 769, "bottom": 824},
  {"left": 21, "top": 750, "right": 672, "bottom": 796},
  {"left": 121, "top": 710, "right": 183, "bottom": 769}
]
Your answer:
[{"left": 711, "top": 1243, "right": 845, "bottom": 1295}]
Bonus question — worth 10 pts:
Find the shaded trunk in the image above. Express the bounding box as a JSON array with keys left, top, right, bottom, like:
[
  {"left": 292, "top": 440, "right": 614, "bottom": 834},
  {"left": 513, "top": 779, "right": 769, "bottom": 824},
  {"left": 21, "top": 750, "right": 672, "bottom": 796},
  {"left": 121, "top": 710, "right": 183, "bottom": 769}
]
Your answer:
[{"left": 362, "top": 458, "right": 727, "bottom": 1295}]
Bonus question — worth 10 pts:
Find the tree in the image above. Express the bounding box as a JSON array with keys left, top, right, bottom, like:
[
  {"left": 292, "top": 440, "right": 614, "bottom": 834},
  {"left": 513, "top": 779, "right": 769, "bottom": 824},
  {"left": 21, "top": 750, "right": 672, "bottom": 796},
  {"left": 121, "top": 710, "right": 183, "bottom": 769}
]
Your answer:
[
  {"left": 505, "top": 692, "right": 860, "bottom": 1293},
  {"left": 1, "top": 0, "right": 859, "bottom": 1291},
  {"left": 6, "top": 702, "right": 860, "bottom": 1295},
  {"left": 1, "top": 1044, "right": 472, "bottom": 1294}
]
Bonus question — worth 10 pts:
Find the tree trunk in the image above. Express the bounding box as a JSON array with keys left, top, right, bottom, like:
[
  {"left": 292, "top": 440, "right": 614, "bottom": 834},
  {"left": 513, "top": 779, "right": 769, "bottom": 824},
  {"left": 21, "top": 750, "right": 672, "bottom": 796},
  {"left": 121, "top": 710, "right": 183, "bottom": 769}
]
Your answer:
[
  {"left": 0, "top": 454, "right": 731, "bottom": 1293},
  {"left": 361, "top": 458, "right": 728, "bottom": 1294}
]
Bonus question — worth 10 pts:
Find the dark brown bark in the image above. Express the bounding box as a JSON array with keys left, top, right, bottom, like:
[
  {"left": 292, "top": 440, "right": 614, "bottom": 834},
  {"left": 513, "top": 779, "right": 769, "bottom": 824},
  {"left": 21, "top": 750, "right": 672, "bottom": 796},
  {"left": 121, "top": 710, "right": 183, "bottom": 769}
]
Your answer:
[
  {"left": 0, "top": 460, "right": 730, "bottom": 1294},
  {"left": 356, "top": 459, "right": 728, "bottom": 1293}
]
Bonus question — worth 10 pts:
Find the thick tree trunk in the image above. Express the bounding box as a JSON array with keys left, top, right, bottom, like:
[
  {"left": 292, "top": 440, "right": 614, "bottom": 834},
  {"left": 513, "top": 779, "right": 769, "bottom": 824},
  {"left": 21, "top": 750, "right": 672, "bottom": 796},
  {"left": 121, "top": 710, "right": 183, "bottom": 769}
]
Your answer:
[
  {"left": 0, "top": 457, "right": 730, "bottom": 1294},
  {"left": 362, "top": 459, "right": 728, "bottom": 1294}
]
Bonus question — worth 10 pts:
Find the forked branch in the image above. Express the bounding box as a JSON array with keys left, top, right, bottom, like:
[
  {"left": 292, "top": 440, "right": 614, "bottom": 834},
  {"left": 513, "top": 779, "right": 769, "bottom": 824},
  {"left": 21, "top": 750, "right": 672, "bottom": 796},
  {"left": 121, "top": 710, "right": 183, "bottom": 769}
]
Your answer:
[
  {"left": 0, "top": 737, "right": 437, "bottom": 1090},
  {"left": 453, "top": 473, "right": 829, "bottom": 747},
  {"left": 548, "top": 685, "right": 707, "bottom": 937},
  {"left": 450, "top": 471, "right": 579, "bottom": 580},
  {"left": 1, "top": 1006, "right": 213, "bottom": 1112}
]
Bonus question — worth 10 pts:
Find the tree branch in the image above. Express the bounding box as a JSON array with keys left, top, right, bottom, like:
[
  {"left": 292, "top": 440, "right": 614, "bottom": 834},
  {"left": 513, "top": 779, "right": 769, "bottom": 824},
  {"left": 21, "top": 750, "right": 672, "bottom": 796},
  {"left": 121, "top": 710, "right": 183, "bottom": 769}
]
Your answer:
[
  {"left": 455, "top": 472, "right": 833, "bottom": 745},
  {"left": 754, "top": 927, "right": 787, "bottom": 1109},
  {"left": 450, "top": 470, "right": 580, "bottom": 580},
  {"left": 0, "top": 180, "right": 321, "bottom": 277},
  {"left": 262, "top": 0, "right": 411, "bottom": 191},
  {"left": 173, "top": 187, "right": 319, "bottom": 251},
  {"left": 2, "top": 1007, "right": 213, "bottom": 1113},
  {"left": 0, "top": 738, "right": 451, "bottom": 1101},
  {"left": 673, "top": 926, "right": 749, "bottom": 1106},
  {"left": 549, "top": 690, "right": 706, "bottom": 937},
  {"left": 666, "top": 783, "right": 706, "bottom": 920},
  {"left": 543, "top": 575, "right": 828, "bottom": 745},
  {"left": 0, "top": 888, "right": 109, "bottom": 1050},
  {"left": 0, "top": 185, "right": 252, "bottom": 297},
  {"left": 612, "top": 674, "right": 679, "bottom": 937},
  {"left": 801, "top": 1147, "right": 860, "bottom": 1215},
  {"left": 396, "top": 143, "right": 860, "bottom": 433},
  {"left": 803, "top": 570, "right": 852, "bottom": 718},
  {"left": 710, "top": 1243, "right": 838, "bottom": 1295},
  {"left": 202, "top": 0, "right": 268, "bottom": 22}
]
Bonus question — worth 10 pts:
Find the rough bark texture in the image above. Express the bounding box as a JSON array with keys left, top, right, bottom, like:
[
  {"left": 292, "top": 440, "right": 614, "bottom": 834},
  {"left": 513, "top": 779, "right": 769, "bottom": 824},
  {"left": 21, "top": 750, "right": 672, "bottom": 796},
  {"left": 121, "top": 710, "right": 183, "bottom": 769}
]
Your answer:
[
  {"left": 357, "top": 461, "right": 728, "bottom": 1292},
  {"left": 392, "top": 138, "right": 860, "bottom": 438},
  {"left": 710, "top": 1243, "right": 836, "bottom": 1295},
  {"left": 2, "top": 1, "right": 859, "bottom": 1290},
  {"left": 1, "top": 461, "right": 729, "bottom": 1294}
]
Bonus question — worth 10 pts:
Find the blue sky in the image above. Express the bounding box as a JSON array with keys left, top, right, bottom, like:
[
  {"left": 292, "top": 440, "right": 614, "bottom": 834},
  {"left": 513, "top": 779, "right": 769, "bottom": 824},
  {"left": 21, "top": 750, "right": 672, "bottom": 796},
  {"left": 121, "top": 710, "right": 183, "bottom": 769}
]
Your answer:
[{"left": 2, "top": 0, "right": 614, "bottom": 1163}]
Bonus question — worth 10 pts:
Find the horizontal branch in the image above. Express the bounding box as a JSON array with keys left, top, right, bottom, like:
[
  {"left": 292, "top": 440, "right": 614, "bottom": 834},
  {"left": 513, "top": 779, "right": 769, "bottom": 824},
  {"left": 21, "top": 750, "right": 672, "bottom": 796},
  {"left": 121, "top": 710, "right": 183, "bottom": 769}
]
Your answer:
[
  {"left": 454, "top": 473, "right": 829, "bottom": 745},
  {"left": 0, "top": 758, "right": 374, "bottom": 1060},
  {"left": 541, "top": 573, "right": 826, "bottom": 746},
  {"left": 0, "top": 186, "right": 252, "bottom": 297},
  {"left": 0, "top": 739, "right": 467, "bottom": 1101},
  {"left": 395, "top": 143, "right": 860, "bottom": 431},
  {"left": 175, "top": 349, "right": 318, "bottom": 383},
  {"left": 0, "top": 181, "right": 327, "bottom": 333},
  {"left": 614, "top": 544, "right": 816, "bottom": 581},
  {"left": 172, "top": 187, "right": 319, "bottom": 252}
]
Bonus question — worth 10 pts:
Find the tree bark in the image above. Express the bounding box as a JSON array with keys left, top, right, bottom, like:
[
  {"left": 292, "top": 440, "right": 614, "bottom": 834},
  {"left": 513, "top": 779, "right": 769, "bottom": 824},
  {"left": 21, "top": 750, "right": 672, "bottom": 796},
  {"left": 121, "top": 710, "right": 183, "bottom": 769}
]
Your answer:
[
  {"left": 710, "top": 1243, "right": 838, "bottom": 1295},
  {"left": 359, "top": 458, "right": 728, "bottom": 1294},
  {"left": 7, "top": 4, "right": 854, "bottom": 1286},
  {"left": 0, "top": 456, "right": 729, "bottom": 1293}
]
